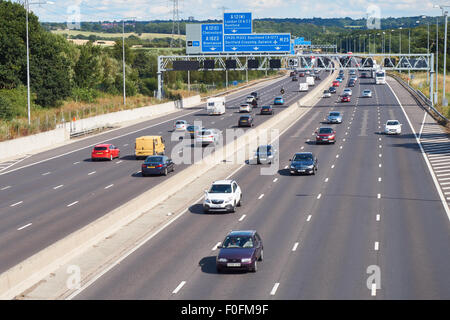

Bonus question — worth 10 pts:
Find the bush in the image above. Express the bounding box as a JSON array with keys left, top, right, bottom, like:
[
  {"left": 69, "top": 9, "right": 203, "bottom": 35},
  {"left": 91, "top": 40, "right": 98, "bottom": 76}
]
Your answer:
[
  {"left": 165, "top": 90, "right": 182, "bottom": 101},
  {"left": 139, "top": 78, "right": 157, "bottom": 96},
  {"left": 0, "top": 86, "right": 29, "bottom": 118},
  {"left": 72, "top": 87, "right": 100, "bottom": 103},
  {"left": 0, "top": 96, "right": 13, "bottom": 120}
]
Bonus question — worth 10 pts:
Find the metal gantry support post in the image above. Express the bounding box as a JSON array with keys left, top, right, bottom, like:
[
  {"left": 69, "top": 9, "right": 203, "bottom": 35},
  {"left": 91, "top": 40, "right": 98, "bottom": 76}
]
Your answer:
[
  {"left": 443, "top": 11, "right": 448, "bottom": 105},
  {"left": 431, "top": 53, "right": 435, "bottom": 106},
  {"left": 157, "top": 56, "right": 162, "bottom": 100}
]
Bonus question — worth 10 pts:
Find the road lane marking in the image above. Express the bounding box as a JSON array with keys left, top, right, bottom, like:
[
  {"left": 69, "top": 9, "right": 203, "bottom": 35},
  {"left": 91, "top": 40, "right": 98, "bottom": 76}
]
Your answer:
[
  {"left": 123, "top": 144, "right": 128, "bottom": 147},
  {"left": 88, "top": 171, "right": 96, "bottom": 175},
  {"left": 379, "top": 164, "right": 382, "bottom": 168},
  {"left": 53, "top": 185, "right": 63, "bottom": 190},
  {"left": 212, "top": 242, "right": 222, "bottom": 251},
  {"left": 307, "top": 215, "right": 312, "bottom": 221},
  {"left": 317, "top": 194, "right": 322, "bottom": 199},
  {"left": 331, "top": 164, "right": 335, "bottom": 169},
  {"left": 336, "top": 154, "right": 339, "bottom": 158},
  {"left": 379, "top": 154, "right": 382, "bottom": 157},
  {"left": 10, "top": 201, "right": 23, "bottom": 207},
  {"left": 1, "top": 186, "right": 11, "bottom": 190},
  {"left": 105, "top": 184, "right": 114, "bottom": 189},
  {"left": 273, "top": 178, "right": 278, "bottom": 182},
  {"left": 325, "top": 178, "right": 329, "bottom": 182},
  {"left": 172, "top": 281, "right": 186, "bottom": 294},
  {"left": 378, "top": 177, "right": 382, "bottom": 182},
  {"left": 67, "top": 201, "right": 79, "bottom": 207},
  {"left": 239, "top": 214, "right": 246, "bottom": 222},
  {"left": 17, "top": 223, "right": 32, "bottom": 231},
  {"left": 340, "top": 146, "right": 343, "bottom": 149},
  {"left": 73, "top": 161, "right": 80, "bottom": 164},
  {"left": 301, "top": 146, "right": 304, "bottom": 149},
  {"left": 258, "top": 194, "right": 264, "bottom": 200},
  {"left": 292, "top": 242, "right": 299, "bottom": 251},
  {"left": 374, "top": 242, "right": 379, "bottom": 251},
  {"left": 42, "top": 172, "right": 51, "bottom": 175},
  {"left": 270, "top": 283, "right": 280, "bottom": 295},
  {"left": 376, "top": 214, "right": 380, "bottom": 221},
  {"left": 116, "top": 160, "right": 123, "bottom": 164},
  {"left": 377, "top": 194, "right": 381, "bottom": 199}
]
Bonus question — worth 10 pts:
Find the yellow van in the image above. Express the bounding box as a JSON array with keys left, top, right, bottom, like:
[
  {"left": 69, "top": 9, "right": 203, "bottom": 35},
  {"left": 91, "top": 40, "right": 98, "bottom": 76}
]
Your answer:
[{"left": 135, "top": 136, "right": 165, "bottom": 159}]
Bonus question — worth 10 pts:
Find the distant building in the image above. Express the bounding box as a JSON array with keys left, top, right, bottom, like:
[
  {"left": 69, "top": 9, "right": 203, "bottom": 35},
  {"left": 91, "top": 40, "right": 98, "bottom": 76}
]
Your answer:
[{"left": 188, "top": 16, "right": 195, "bottom": 21}]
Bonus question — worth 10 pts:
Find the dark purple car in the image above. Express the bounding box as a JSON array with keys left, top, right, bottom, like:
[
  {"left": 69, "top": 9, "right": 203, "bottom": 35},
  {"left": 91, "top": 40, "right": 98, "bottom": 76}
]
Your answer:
[{"left": 216, "top": 230, "right": 263, "bottom": 273}]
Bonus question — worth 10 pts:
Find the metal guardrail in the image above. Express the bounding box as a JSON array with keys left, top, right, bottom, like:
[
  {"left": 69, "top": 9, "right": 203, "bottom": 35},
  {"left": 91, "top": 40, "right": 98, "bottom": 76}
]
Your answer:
[{"left": 389, "top": 73, "right": 449, "bottom": 124}]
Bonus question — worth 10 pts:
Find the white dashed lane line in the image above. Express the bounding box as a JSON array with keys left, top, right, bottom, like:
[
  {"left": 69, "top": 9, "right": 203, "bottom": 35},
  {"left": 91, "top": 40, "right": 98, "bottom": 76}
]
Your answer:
[
  {"left": 212, "top": 242, "right": 221, "bottom": 251},
  {"left": 105, "top": 184, "right": 114, "bottom": 189},
  {"left": 42, "top": 172, "right": 51, "bottom": 176},
  {"left": 67, "top": 201, "right": 79, "bottom": 207},
  {"left": 239, "top": 214, "right": 246, "bottom": 222},
  {"left": 1, "top": 186, "right": 11, "bottom": 190},
  {"left": 270, "top": 283, "right": 280, "bottom": 296},
  {"left": 172, "top": 281, "right": 186, "bottom": 294},
  {"left": 258, "top": 194, "right": 264, "bottom": 200},
  {"left": 10, "top": 201, "right": 23, "bottom": 207},
  {"left": 53, "top": 185, "right": 63, "bottom": 190},
  {"left": 17, "top": 223, "right": 32, "bottom": 231},
  {"left": 292, "top": 242, "right": 299, "bottom": 252}
]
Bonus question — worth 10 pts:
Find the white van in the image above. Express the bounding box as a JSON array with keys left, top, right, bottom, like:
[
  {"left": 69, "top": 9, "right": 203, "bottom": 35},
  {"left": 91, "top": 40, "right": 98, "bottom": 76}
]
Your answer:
[
  {"left": 299, "top": 83, "right": 309, "bottom": 92},
  {"left": 306, "top": 76, "right": 315, "bottom": 86},
  {"left": 206, "top": 97, "right": 226, "bottom": 115}
]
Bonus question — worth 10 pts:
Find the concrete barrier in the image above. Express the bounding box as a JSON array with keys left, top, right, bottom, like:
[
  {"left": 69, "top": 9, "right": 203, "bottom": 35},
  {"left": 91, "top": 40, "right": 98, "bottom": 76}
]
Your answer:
[
  {"left": 0, "top": 128, "right": 69, "bottom": 161},
  {"left": 0, "top": 71, "right": 335, "bottom": 299}
]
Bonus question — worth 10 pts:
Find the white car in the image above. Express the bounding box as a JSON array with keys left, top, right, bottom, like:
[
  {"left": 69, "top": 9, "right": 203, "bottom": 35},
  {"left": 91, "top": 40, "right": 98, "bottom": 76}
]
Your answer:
[
  {"left": 203, "top": 180, "right": 242, "bottom": 213},
  {"left": 323, "top": 90, "right": 331, "bottom": 98},
  {"left": 195, "top": 129, "right": 221, "bottom": 145},
  {"left": 343, "top": 88, "right": 352, "bottom": 96},
  {"left": 362, "top": 89, "right": 372, "bottom": 98},
  {"left": 384, "top": 120, "right": 402, "bottom": 135},
  {"left": 246, "top": 96, "right": 256, "bottom": 104},
  {"left": 173, "top": 120, "right": 187, "bottom": 131},
  {"left": 239, "top": 103, "right": 252, "bottom": 113}
]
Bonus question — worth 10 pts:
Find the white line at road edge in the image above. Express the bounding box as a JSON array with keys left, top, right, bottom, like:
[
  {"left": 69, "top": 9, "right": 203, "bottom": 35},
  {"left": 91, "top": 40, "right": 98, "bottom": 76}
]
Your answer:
[
  {"left": 66, "top": 76, "right": 328, "bottom": 299},
  {"left": 386, "top": 81, "right": 450, "bottom": 222}
]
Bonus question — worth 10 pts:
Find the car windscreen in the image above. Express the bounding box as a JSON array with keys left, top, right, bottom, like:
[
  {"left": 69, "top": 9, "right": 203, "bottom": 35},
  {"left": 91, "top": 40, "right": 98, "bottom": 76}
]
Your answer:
[
  {"left": 387, "top": 121, "right": 399, "bottom": 126},
  {"left": 222, "top": 236, "right": 253, "bottom": 248},
  {"left": 319, "top": 128, "right": 333, "bottom": 134},
  {"left": 209, "top": 184, "right": 232, "bottom": 193},
  {"left": 94, "top": 147, "right": 107, "bottom": 151},
  {"left": 200, "top": 131, "right": 211, "bottom": 136},
  {"left": 187, "top": 126, "right": 197, "bottom": 131},
  {"left": 240, "top": 116, "right": 250, "bottom": 119},
  {"left": 293, "top": 154, "right": 313, "bottom": 161},
  {"left": 145, "top": 156, "right": 163, "bottom": 163},
  {"left": 330, "top": 113, "right": 340, "bottom": 117},
  {"left": 364, "top": 90, "right": 371, "bottom": 93},
  {"left": 262, "top": 106, "right": 270, "bottom": 109},
  {"left": 257, "top": 146, "right": 271, "bottom": 153}
]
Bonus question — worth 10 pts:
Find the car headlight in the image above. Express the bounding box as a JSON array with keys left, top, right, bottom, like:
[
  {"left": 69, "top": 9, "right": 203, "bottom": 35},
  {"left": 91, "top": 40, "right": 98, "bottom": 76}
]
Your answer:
[
  {"left": 205, "top": 198, "right": 211, "bottom": 203},
  {"left": 290, "top": 165, "right": 295, "bottom": 168},
  {"left": 241, "top": 258, "right": 252, "bottom": 263},
  {"left": 307, "top": 165, "right": 314, "bottom": 169},
  {"left": 218, "top": 258, "right": 227, "bottom": 263}
]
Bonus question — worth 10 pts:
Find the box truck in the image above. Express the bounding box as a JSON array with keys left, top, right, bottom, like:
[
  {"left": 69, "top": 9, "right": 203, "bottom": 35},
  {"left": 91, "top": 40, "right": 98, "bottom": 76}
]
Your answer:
[
  {"left": 306, "top": 76, "right": 315, "bottom": 86},
  {"left": 206, "top": 97, "right": 226, "bottom": 115},
  {"left": 299, "top": 82, "right": 309, "bottom": 92}
]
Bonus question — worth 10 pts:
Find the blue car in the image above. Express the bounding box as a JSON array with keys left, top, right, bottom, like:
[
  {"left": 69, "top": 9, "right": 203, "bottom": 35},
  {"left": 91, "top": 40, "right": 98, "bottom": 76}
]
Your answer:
[
  {"left": 141, "top": 155, "right": 174, "bottom": 176},
  {"left": 274, "top": 96, "right": 284, "bottom": 105},
  {"left": 336, "top": 77, "right": 343, "bottom": 83}
]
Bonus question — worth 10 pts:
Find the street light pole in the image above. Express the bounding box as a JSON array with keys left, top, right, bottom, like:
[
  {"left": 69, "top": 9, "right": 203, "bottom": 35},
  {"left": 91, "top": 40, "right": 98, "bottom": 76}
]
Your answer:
[
  {"left": 435, "top": 5, "right": 450, "bottom": 105},
  {"left": 122, "top": 20, "right": 126, "bottom": 106},
  {"left": 436, "top": 17, "right": 439, "bottom": 103}
]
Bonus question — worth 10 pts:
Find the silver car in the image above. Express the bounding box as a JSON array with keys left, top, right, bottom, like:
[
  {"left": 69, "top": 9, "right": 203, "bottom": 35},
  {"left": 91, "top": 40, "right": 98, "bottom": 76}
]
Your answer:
[
  {"left": 195, "top": 129, "right": 221, "bottom": 146},
  {"left": 327, "top": 111, "right": 343, "bottom": 124},
  {"left": 174, "top": 120, "right": 188, "bottom": 131},
  {"left": 343, "top": 88, "right": 352, "bottom": 96},
  {"left": 362, "top": 89, "right": 372, "bottom": 98}
]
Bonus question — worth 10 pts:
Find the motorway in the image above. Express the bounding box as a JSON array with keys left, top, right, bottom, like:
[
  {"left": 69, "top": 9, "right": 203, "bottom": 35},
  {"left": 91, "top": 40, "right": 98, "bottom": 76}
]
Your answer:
[
  {"left": 74, "top": 71, "right": 450, "bottom": 299},
  {"left": 0, "top": 72, "right": 329, "bottom": 273}
]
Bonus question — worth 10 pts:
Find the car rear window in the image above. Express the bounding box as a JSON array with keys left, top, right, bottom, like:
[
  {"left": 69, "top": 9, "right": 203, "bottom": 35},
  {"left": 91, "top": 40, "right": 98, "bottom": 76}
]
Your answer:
[
  {"left": 176, "top": 121, "right": 185, "bottom": 125},
  {"left": 223, "top": 236, "right": 253, "bottom": 248},
  {"left": 209, "top": 184, "right": 232, "bottom": 193},
  {"left": 145, "top": 156, "right": 163, "bottom": 163},
  {"left": 94, "top": 147, "right": 107, "bottom": 151},
  {"left": 319, "top": 128, "right": 333, "bottom": 134}
]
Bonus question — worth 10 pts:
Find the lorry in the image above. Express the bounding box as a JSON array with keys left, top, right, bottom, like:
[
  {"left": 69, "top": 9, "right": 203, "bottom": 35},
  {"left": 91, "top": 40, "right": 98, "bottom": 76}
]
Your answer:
[
  {"left": 206, "top": 97, "right": 226, "bottom": 115},
  {"left": 135, "top": 136, "right": 165, "bottom": 159},
  {"left": 299, "top": 82, "right": 309, "bottom": 92},
  {"left": 306, "top": 76, "right": 315, "bottom": 86}
]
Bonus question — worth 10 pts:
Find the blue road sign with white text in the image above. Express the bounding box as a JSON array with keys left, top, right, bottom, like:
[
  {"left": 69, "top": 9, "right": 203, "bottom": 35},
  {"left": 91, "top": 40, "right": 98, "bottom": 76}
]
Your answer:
[
  {"left": 224, "top": 34, "right": 291, "bottom": 53},
  {"left": 224, "top": 12, "right": 252, "bottom": 34},
  {"left": 201, "top": 24, "right": 223, "bottom": 52}
]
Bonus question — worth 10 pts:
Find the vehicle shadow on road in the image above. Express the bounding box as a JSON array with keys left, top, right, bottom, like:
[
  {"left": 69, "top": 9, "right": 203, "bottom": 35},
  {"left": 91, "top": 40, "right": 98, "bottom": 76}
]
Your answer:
[
  {"left": 277, "top": 169, "right": 291, "bottom": 176},
  {"left": 120, "top": 155, "right": 140, "bottom": 161},
  {"left": 199, "top": 256, "right": 247, "bottom": 274}
]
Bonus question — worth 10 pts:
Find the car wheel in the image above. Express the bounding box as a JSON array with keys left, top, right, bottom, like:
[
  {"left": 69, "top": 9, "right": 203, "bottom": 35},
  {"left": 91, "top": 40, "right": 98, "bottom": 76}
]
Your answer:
[
  {"left": 259, "top": 249, "right": 264, "bottom": 261},
  {"left": 251, "top": 260, "right": 257, "bottom": 272},
  {"left": 163, "top": 168, "right": 168, "bottom": 176},
  {"left": 312, "top": 168, "right": 315, "bottom": 175},
  {"left": 216, "top": 265, "right": 222, "bottom": 273},
  {"left": 230, "top": 203, "right": 236, "bottom": 213},
  {"left": 172, "top": 165, "right": 175, "bottom": 172},
  {"left": 142, "top": 172, "right": 147, "bottom": 177},
  {"left": 237, "top": 195, "right": 242, "bottom": 207},
  {"left": 203, "top": 208, "right": 209, "bottom": 214}
]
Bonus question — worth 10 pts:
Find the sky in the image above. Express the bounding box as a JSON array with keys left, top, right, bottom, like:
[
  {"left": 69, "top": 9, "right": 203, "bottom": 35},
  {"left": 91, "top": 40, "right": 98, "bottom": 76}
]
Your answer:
[{"left": 18, "top": 0, "right": 447, "bottom": 23}]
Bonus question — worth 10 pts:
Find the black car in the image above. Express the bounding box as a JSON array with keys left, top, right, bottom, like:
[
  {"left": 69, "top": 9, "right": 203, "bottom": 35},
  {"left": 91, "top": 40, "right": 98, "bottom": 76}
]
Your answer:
[
  {"left": 292, "top": 76, "right": 298, "bottom": 81},
  {"left": 250, "top": 91, "right": 259, "bottom": 101},
  {"left": 216, "top": 230, "right": 263, "bottom": 273},
  {"left": 329, "top": 86, "right": 337, "bottom": 94},
  {"left": 289, "top": 152, "right": 318, "bottom": 175},
  {"left": 238, "top": 115, "right": 254, "bottom": 127},
  {"left": 260, "top": 105, "right": 274, "bottom": 115},
  {"left": 360, "top": 72, "right": 367, "bottom": 78},
  {"left": 187, "top": 125, "right": 204, "bottom": 138},
  {"left": 141, "top": 155, "right": 175, "bottom": 176},
  {"left": 348, "top": 81, "right": 355, "bottom": 87}
]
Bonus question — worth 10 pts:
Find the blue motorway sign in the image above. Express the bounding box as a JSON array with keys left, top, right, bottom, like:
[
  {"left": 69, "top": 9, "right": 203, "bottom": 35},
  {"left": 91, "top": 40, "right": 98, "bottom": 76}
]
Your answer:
[
  {"left": 224, "top": 12, "right": 252, "bottom": 34},
  {"left": 224, "top": 34, "right": 291, "bottom": 53},
  {"left": 201, "top": 24, "right": 223, "bottom": 52}
]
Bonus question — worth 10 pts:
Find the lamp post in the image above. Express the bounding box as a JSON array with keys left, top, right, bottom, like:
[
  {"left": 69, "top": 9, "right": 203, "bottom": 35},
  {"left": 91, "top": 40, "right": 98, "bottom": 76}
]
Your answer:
[
  {"left": 435, "top": 5, "right": 450, "bottom": 106},
  {"left": 436, "top": 16, "right": 439, "bottom": 103},
  {"left": 24, "top": 0, "right": 53, "bottom": 125},
  {"left": 121, "top": 16, "right": 138, "bottom": 106}
]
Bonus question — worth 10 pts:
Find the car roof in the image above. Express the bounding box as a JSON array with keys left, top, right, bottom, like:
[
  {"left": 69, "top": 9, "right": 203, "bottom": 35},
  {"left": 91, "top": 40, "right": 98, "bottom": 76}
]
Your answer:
[
  {"left": 295, "top": 152, "right": 313, "bottom": 156},
  {"left": 329, "top": 111, "right": 340, "bottom": 114},
  {"left": 213, "top": 180, "right": 233, "bottom": 185},
  {"left": 240, "top": 115, "right": 251, "bottom": 118},
  {"left": 94, "top": 144, "right": 111, "bottom": 147},
  {"left": 262, "top": 105, "right": 271, "bottom": 108},
  {"left": 146, "top": 155, "right": 166, "bottom": 160},
  {"left": 275, "top": 96, "right": 282, "bottom": 99},
  {"left": 387, "top": 119, "right": 399, "bottom": 122},
  {"left": 228, "top": 230, "right": 256, "bottom": 237}
]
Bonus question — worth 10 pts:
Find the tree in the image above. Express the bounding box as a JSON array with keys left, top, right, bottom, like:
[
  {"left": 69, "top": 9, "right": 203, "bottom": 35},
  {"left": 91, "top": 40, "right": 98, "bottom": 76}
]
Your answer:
[{"left": 73, "top": 43, "right": 103, "bottom": 89}]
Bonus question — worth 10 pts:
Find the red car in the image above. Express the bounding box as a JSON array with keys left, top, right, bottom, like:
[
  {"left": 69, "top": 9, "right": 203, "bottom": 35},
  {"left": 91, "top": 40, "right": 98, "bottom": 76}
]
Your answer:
[
  {"left": 341, "top": 94, "right": 351, "bottom": 102},
  {"left": 332, "top": 80, "right": 340, "bottom": 87},
  {"left": 91, "top": 144, "right": 120, "bottom": 161},
  {"left": 316, "top": 127, "right": 336, "bottom": 144},
  {"left": 299, "top": 72, "right": 305, "bottom": 77}
]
